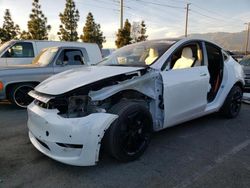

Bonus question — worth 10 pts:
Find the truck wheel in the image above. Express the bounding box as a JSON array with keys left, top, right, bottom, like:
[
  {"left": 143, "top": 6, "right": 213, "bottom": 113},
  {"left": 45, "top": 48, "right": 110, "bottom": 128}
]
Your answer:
[
  {"left": 220, "top": 85, "right": 243, "bottom": 118},
  {"left": 9, "top": 83, "right": 35, "bottom": 108},
  {"left": 104, "top": 101, "right": 152, "bottom": 162}
]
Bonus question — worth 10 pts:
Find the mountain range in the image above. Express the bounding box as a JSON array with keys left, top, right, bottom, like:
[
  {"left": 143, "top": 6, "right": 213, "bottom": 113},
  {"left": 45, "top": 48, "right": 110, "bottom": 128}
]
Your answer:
[{"left": 186, "top": 30, "right": 249, "bottom": 52}]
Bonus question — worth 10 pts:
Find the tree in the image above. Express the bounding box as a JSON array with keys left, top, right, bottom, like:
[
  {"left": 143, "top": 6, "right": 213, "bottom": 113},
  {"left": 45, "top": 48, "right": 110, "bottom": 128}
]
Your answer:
[
  {"left": 19, "top": 31, "right": 32, "bottom": 40},
  {"left": 58, "top": 0, "right": 80, "bottom": 41},
  {"left": 137, "top": 21, "right": 148, "bottom": 42},
  {"left": 0, "top": 9, "right": 20, "bottom": 43},
  {"left": 131, "top": 20, "right": 148, "bottom": 43},
  {"left": 80, "top": 12, "right": 106, "bottom": 49},
  {"left": 23, "top": 0, "right": 51, "bottom": 40},
  {"left": 115, "top": 19, "right": 132, "bottom": 48}
]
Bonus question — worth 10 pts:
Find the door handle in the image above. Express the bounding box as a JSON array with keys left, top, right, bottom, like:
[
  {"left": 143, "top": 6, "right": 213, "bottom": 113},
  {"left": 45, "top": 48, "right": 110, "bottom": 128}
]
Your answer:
[{"left": 200, "top": 73, "right": 207, "bottom": 77}]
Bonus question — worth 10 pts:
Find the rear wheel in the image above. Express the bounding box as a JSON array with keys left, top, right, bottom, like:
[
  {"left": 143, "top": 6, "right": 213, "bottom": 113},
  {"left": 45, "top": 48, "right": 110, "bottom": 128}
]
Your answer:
[
  {"left": 104, "top": 101, "right": 152, "bottom": 162},
  {"left": 220, "top": 85, "right": 243, "bottom": 118},
  {"left": 9, "top": 83, "right": 35, "bottom": 108}
]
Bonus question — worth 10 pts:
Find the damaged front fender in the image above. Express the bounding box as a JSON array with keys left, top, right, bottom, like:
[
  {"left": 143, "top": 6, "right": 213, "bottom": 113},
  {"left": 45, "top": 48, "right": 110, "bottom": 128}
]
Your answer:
[{"left": 89, "top": 71, "right": 160, "bottom": 101}]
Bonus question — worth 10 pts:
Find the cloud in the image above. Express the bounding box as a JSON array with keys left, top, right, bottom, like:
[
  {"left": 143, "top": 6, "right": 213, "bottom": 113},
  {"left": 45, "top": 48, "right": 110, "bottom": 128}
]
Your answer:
[{"left": 147, "top": 26, "right": 182, "bottom": 39}]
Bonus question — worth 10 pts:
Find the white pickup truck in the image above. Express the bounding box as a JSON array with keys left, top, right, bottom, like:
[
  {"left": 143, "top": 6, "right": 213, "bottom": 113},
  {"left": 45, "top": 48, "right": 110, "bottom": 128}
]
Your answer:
[{"left": 0, "top": 40, "right": 102, "bottom": 66}]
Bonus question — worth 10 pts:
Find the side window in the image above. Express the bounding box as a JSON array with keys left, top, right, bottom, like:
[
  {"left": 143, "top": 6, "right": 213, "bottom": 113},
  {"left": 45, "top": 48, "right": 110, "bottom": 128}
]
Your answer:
[
  {"left": 56, "top": 49, "right": 85, "bottom": 66},
  {"left": 3, "top": 42, "right": 34, "bottom": 58},
  {"left": 205, "top": 43, "right": 223, "bottom": 68},
  {"left": 170, "top": 42, "right": 203, "bottom": 70}
]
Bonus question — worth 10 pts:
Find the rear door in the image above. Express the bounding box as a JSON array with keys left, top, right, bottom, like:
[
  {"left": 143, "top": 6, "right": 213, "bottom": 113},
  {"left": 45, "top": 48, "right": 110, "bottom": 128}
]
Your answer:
[
  {"left": 161, "top": 41, "right": 210, "bottom": 127},
  {"left": 4, "top": 42, "right": 35, "bottom": 65}
]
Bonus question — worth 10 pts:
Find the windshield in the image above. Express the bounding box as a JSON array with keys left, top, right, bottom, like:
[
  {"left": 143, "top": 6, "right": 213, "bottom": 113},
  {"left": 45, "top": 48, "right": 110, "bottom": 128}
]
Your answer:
[
  {"left": 32, "top": 47, "right": 58, "bottom": 66},
  {"left": 240, "top": 56, "right": 250, "bottom": 66},
  {"left": 0, "top": 41, "right": 13, "bottom": 54},
  {"left": 98, "top": 40, "right": 176, "bottom": 67}
]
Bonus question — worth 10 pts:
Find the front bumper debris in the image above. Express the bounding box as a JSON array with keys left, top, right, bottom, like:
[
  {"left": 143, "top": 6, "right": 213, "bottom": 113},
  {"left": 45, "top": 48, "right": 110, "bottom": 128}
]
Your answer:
[{"left": 27, "top": 102, "right": 118, "bottom": 166}]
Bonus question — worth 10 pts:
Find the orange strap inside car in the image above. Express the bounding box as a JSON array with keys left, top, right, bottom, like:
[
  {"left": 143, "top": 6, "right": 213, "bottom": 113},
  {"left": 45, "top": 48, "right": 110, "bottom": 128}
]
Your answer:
[{"left": 213, "top": 75, "right": 220, "bottom": 93}]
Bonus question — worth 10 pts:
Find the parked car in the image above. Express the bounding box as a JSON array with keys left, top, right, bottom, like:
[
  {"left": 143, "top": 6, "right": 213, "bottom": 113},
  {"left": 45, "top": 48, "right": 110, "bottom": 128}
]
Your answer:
[
  {"left": 239, "top": 55, "right": 250, "bottom": 90},
  {"left": 0, "top": 44, "right": 102, "bottom": 107},
  {"left": 0, "top": 40, "right": 102, "bottom": 66},
  {"left": 27, "top": 38, "right": 244, "bottom": 166}
]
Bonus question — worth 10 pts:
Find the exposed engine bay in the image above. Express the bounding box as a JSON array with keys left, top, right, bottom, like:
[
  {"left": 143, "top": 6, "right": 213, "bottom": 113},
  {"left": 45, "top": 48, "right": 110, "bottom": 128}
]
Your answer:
[{"left": 30, "top": 68, "right": 164, "bottom": 129}]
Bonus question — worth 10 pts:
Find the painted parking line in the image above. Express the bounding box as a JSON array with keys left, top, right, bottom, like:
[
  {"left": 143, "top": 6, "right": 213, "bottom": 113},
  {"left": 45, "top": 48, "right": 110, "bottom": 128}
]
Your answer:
[{"left": 174, "top": 139, "right": 250, "bottom": 188}]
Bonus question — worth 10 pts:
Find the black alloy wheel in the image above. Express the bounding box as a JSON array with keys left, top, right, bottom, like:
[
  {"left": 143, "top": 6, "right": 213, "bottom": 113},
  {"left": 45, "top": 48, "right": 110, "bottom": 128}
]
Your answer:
[
  {"left": 220, "top": 85, "right": 243, "bottom": 118},
  {"left": 10, "top": 84, "right": 35, "bottom": 108},
  {"left": 104, "top": 101, "right": 152, "bottom": 162}
]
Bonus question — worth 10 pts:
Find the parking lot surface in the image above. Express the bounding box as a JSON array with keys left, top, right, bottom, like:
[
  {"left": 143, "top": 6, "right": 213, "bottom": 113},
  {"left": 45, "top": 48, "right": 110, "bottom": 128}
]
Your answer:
[{"left": 0, "top": 102, "right": 250, "bottom": 188}]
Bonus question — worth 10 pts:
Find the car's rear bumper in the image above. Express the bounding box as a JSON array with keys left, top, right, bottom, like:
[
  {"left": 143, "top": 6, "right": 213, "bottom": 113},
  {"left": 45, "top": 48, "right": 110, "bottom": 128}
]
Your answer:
[{"left": 27, "top": 102, "right": 117, "bottom": 166}]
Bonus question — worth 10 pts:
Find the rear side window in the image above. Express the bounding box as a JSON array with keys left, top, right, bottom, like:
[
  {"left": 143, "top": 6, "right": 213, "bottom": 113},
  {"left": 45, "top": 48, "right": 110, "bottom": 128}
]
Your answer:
[
  {"left": 56, "top": 49, "right": 86, "bottom": 66},
  {"left": 205, "top": 43, "right": 223, "bottom": 67},
  {"left": 3, "top": 42, "right": 34, "bottom": 58}
]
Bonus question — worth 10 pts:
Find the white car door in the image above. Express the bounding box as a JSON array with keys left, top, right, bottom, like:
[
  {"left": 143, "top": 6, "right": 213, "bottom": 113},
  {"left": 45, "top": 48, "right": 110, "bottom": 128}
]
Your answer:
[
  {"left": 161, "top": 42, "right": 210, "bottom": 128},
  {"left": 161, "top": 66, "right": 210, "bottom": 127}
]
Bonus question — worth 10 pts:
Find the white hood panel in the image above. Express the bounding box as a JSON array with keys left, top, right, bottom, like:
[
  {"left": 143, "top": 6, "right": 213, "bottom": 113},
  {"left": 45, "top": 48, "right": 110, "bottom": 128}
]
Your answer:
[{"left": 35, "top": 66, "right": 144, "bottom": 95}]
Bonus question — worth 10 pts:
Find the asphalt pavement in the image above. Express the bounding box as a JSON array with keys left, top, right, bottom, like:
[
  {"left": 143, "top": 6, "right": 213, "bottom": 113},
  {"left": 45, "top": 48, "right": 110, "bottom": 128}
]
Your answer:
[{"left": 0, "top": 101, "right": 250, "bottom": 188}]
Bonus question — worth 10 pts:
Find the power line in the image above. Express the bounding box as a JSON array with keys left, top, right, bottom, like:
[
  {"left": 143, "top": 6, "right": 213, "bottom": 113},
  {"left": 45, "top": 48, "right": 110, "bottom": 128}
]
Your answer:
[
  {"left": 191, "top": 9, "right": 224, "bottom": 22},
  {"left": 94, "top": 0, "right": 132, "bottom": 9},
  {"left": 191, "top": 3, "right": 227, "bottom": 18},
  {"left": 75, "top": 1, "right": 119, "bottom": 12},
  {"left": 131, "top": 0, "right": 185, "bottom": 10},
  {"left": 191, "top": 3, "right": 247, "bottom": 24},
  {"left": 127, "top": 0, "right": 184, "bottom": 23}
]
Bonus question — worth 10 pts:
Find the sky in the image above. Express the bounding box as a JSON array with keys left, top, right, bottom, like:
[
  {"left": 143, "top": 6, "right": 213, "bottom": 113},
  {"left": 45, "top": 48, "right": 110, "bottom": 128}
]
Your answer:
[{"left": 0, "top": 0, "right": 249, "bottom": 48}]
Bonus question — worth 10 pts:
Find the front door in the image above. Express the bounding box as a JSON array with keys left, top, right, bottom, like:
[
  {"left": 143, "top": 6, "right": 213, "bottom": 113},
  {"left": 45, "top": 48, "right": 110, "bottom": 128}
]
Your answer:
[{"left": 161, "top": 42, "right": 210, "bottom": 127}]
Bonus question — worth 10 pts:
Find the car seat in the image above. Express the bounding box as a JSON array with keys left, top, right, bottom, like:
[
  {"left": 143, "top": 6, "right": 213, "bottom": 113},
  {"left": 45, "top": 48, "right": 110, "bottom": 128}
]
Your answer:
[
  {"left": 173, "top": 47, "right": 195, "bottom": 69},
  {"left": 145, "top": 48, "right": 159, "bottom": 65},
  {"left": 194, "top": 48, "right": 202, "bottom": 66}
]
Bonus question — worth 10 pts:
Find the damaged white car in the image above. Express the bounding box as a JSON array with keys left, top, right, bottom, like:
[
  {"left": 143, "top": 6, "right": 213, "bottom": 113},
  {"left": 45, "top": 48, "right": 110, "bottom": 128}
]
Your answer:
[{"left": 27, "top": 38, "right": 245, "bottom": 166}]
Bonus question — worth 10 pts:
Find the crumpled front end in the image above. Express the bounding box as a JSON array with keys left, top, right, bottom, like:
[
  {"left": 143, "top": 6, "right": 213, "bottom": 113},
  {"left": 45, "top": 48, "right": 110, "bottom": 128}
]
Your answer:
[
  {"left": 27, "top": 102, "right": 117, "bottom": 166},
  {"left": 27, "top": 66, "right": 161, "bottom": 165}
]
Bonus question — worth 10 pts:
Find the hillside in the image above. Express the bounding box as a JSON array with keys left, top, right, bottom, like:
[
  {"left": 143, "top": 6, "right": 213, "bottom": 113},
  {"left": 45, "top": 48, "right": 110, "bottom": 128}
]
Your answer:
[{"left": 186, "top": 31, "right": 249, "bottom": 51}]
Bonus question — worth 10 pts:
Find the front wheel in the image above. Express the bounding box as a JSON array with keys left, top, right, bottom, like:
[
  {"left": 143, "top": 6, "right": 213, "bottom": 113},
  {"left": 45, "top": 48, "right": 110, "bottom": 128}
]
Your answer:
[
  {"left": 9, "top": 83, "right": 35, "bottom": 108},
  {"left": 220, "top": 85, "right": 243, "bottom": 118},
  {"left": 104, "top": 101, "right": 153, "bottom": 162}
]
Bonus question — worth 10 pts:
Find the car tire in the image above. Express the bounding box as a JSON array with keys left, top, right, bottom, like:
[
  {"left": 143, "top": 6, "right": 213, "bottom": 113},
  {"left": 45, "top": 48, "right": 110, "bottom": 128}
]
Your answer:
[
  {"left": 220, "top": 85, "right": 243, "bottom": 118},
  {"left": 104, "top": 100, "right": 153, "bottom": 162},
  {"left": 9, "top": 83, "right": 35, "bottom": 108}
]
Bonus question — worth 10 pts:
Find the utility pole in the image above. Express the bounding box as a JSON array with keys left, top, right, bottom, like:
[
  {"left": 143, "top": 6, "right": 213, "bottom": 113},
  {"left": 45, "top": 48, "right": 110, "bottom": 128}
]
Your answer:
[
  {"left": 185, "top": 3, "right": 191, "bottom": 37},
  {"left": 245, "top": 22, "right": 250, "bottom": 55},
  {"left": 120, "top": 0, "right": 124, "bottom": 29}
]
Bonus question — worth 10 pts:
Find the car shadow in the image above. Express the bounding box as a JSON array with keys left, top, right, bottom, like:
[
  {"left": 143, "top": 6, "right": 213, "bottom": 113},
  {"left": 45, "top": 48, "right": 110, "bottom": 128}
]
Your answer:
[{"left": 0, "top": 100, "right": 24, "bottom": 111}]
